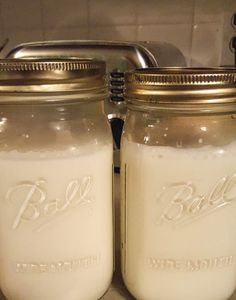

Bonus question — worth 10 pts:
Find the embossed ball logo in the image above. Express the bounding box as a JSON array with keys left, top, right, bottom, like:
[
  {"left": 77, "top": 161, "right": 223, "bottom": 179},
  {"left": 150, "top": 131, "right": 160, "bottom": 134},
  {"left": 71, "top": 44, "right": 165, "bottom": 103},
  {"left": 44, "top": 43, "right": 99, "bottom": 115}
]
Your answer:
[
  {"left": 6, "top": 176, "right": 93, "bottom": 232},
  {"left": 155, "top": 173, "right": 236, "bottom": 227}
]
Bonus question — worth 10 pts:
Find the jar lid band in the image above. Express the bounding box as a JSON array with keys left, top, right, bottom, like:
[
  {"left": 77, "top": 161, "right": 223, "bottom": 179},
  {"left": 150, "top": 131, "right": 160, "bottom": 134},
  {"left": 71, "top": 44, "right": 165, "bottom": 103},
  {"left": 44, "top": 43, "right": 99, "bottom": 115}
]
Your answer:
[
  {"left": 125, "top": 68, "right": 236, "bottom": 111},
  {"left": 0, "top": 59, "right": 108, "bottom": 104}
]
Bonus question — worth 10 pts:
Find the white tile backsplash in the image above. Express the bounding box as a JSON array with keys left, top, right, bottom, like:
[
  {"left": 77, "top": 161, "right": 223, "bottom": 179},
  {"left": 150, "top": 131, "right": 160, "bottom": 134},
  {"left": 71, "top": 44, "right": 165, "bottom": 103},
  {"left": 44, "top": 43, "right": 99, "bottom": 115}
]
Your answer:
[
  {"left": 89, "top": 0, "right": 136, "bottom": 26},
  {"left": 0, "top": 1, "right": 7, "bottom": 53},
  {"left": 0, "top": 0, "right": 235, "bottom": 66},
  {"left": 89, "top": 25, "right": 136, "bottom": 41},
  {"left": 137, "top": 24, "right": 192, "bottom": 65},
  {"left": 1, "top": 0, "right": 42, "bottom": 30},
  {"left": 1, "top": 29, "right": 43, "bottom": 57},
  {"left": 137, "top": 0, "right": 194, "bottom": 25},
  {"left": 194, "top": 0, "right": 224, "bottom": 23},
  {"left": 221, "top": 0, "right": 236, "bottom": 66},
  {"left": 41, "top": 0, "right": 88, "bottom": 29},
  {"left": 45, "top": 28, "right": 89, "bottom": 40},
  {"left": 191, "top": 22, "right": 223, "bottom": 66}
]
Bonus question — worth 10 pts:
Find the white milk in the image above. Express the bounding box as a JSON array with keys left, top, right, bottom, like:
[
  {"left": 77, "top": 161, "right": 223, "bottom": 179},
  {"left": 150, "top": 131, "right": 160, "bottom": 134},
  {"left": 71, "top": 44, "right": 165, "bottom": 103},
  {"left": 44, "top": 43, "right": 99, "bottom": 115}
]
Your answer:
[
  {"left": 0, "top": 144, "right": 113, "bottom": 300},
  {"left": 121, "top": 138, "right": 236, "bottom": 300}
]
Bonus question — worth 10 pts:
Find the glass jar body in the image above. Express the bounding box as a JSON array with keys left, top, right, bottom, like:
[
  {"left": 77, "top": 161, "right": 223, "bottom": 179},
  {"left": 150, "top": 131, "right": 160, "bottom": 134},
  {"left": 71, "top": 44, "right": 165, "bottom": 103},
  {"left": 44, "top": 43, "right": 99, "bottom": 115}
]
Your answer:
[
  {"left": 121, "top": 108, "right": 236, "bottom": 300},
  {"left": 0, "top": 99, "right": 113, "bottom": 300}
]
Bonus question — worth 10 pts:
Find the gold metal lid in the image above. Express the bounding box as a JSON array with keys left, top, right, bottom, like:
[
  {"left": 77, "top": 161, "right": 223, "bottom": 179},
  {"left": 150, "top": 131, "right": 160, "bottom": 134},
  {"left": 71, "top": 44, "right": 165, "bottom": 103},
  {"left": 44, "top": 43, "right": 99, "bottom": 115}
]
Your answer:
[
  {"left": 0, "top": 59, "right": 107, "bottom": 103},
  {"left": 125, "top": 68, "right": 236, "bottom": 113}
]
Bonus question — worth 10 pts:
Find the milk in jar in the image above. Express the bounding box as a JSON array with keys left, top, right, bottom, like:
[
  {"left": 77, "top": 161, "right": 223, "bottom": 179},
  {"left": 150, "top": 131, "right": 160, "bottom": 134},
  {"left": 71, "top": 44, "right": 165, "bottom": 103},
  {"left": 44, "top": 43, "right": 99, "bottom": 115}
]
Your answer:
[
  {"left": 121, "top": 68, "right": 236, "bottom": 300},
  {"left": 0, "top": 59, "right": 113, "bottom": 300}
]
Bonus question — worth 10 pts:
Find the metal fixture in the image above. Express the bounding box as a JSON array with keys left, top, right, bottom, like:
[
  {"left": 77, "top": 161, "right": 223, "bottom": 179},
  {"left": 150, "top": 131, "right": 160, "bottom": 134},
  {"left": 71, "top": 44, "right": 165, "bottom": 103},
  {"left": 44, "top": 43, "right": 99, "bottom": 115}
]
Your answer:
[{"left": 7, "top": 40, "right": 186, "bottom": 169}]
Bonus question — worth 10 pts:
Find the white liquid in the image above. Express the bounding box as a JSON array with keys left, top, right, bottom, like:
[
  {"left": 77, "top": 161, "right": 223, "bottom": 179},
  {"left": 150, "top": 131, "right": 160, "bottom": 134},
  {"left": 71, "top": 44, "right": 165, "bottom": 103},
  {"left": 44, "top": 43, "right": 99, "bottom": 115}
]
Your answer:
[
  {"left": 0, "top": 144, "right": 113, "bottom": 300},
  {"left": 121, "top": 138, "right": 236, "bottom": 300}
]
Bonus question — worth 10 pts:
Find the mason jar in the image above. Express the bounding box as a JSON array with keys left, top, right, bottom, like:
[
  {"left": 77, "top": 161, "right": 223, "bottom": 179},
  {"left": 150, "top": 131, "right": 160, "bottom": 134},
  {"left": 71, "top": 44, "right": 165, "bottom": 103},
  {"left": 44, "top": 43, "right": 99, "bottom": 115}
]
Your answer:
[
  {"left": 121, "top": 68, "right": 236, "bottom": 300},
  {"left": 0, "top": 59, "right": 113, "bottom": 300}
]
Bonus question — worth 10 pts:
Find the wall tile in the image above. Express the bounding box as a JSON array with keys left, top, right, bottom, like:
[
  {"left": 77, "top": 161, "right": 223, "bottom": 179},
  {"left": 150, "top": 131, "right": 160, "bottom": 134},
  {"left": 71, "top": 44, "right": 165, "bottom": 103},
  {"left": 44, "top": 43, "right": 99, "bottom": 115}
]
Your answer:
[
  {"left": 221, "top": 0, "right": 236, "bottom": 66},
  {"left": 190, "top": 22, "right": 223, "bottom": 66},
  {"left": 137, "top": 24, "right": 192, "bottom": 65},
  {"left": 223, "top": 0, "right": 236, "bottom": 17},
  {"left": 89, "top": 0, "right": 136, "bottom": 26},
  {"left": 89, "top": 25, "right": 136, "bottom": 41},
  {"left": 1, "top": 0, "right": 42, "bottom": 30},
  {"left": 194, "top": 0, "right": 224, "bottom": 23},
  {"left": 0, "top": 1, "right": 7, "bottom": 57},
  {"left": 42, "top": 0, "right": 88, "bottom": 29},
  {"left": 0, "top": 0, "right": 233, "bottom": 67},
  {"left": 137, "top": 0, "right": 194, "bottom": 25},
  {"left": 45, "top": 28, "right": 89, "bottom": 40},
  {"left": 1, "top": 29, "right": 43, "bottom": 58}
]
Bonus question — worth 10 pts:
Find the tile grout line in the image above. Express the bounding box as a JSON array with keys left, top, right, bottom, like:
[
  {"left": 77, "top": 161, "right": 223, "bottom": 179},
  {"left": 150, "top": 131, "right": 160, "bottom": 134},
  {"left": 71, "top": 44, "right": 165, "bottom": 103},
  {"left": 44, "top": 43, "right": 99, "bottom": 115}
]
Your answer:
[
  {"left": 220, "top": 0, "right": 232, "bottom": 66},
  {"left": 39, "top": 0, "right": 45, "bottom": 41},
  {"left": 87, "top": 0, "right": 91, "bottom": 39},
  {"left": 218, "top": 4, "right": 226, "bottom": 66},
  {"left": 0, "top": 0, "right": 10, "bottom": 56},
  {"left": 189, "top": 0, "right": 196, "bottom": 66},
  {"left": 134, "top": 0, "right": 138, "bottom": 41},
  {"left": 0, "top": 1, "right": 6, "bottom": 39},
  {"left": 0, "top": 0, "right": 4, "bottom": 35}
]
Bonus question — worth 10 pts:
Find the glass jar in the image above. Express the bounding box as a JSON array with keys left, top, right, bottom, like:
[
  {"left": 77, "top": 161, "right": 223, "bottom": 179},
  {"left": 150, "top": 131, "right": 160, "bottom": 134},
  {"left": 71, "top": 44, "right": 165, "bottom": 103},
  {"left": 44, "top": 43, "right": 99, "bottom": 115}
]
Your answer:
[
  {"left": 0, "top": 59, "right": 113, "bottom": 300},
  {"left": 121, "top": 68, "right": 236, "bottom": 300}
]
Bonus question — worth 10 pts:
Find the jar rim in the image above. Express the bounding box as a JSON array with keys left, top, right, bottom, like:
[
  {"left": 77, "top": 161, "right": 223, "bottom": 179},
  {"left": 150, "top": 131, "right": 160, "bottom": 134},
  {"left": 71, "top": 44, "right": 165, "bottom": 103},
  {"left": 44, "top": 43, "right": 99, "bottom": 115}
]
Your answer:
[
  {"left": 0, "top": 59, "right": 108, "bottom": 104},
  {"left": 125, "top": 67, "right": 236, "bottom": 112}
]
